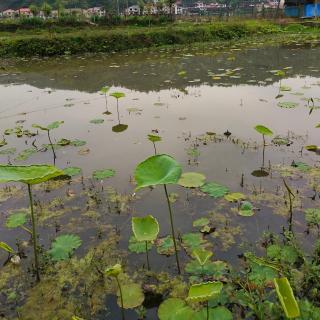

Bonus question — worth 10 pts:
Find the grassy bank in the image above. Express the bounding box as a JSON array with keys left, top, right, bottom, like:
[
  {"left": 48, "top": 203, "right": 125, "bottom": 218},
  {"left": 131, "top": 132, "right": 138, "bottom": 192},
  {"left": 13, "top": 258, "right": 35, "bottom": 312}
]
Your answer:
[{"left": 0, "top": 20, "right": 319, "bottom": 57}]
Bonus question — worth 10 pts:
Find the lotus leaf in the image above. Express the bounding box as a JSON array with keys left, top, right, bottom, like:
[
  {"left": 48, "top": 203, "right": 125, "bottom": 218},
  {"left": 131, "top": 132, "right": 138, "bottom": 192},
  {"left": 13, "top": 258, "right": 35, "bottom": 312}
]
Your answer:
[
  {"left": 48, "top": 234, "right": 82, "bottom": 261},
  {"left": 239, "top": 201, "right": 254, "bottom": 216},
  {"left": 178, "top": 172, "right": 206, "bottom": 188},
  {"left": 0, "top": 241, "right": 15, "bottom": 254},
  {"left": 70, "top": 139, "right": 86, "bottom": 147},
  {"left": 194, "top": 306, "right": 232, "bottom": 320},
  {"left": 156, "top": 236, "right": 176, "bottom": 256},
  {"left": 200, "top": 182, "right": 229, "bottom": 198},
  {"left": 117, "top": 283, "right": 144, "bottom": 309},
  {"left": 148, "top": 134, "right": 162, "bottom": 143},
  {"left": 110, "top": 92, "right": 125, "bottom": 99},
  {"left": 274, "top": 278, "right": 300, "bottom": 318},
  {"left": 6, "top": 212, "right": 27, "bottom": 228},
  {"left": 277, "top": 102, "right": 298, "bottom": 109},
  {"left": 0, "top": 165, "right": 64, "bottom": 185},
  {"left": 254, "top": 125, "right": 273, "bottom": 136},
  {"left": 132, "top": 215, "right": 159, "bottom": 242},
  {"left": 63, "top": 166, "right": 82, "bottom": 177},
  {"left": 134, "top": 154, "right": 182, "bottom": 191},
  {"left": 192, "top": 248, "right": 213, "bottom": 265},
  {"left": 93, "top": 169, "right": 115, "bottom": 180},
  {"left": 90, "top": 118, "right": 104, "bottom": 124},
  {"left": 158, "top": 298, "right": 194, "bottom": 320},
  {"left": 128, "top": 235, "right": 153, "bottom": 253},
  {"left": 187, "top": 282, "right": 223, "bottom": 302},
  {"left": 224, "top": 192, "right": 246, "bottom": 202},
  {"left": 193, "top": 217, "right": 210, "bottom": 228}
]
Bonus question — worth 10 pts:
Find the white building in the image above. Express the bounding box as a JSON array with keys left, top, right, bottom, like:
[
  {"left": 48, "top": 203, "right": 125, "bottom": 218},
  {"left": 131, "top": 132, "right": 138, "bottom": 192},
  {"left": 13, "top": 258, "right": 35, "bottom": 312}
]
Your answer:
[
  {"left": 2, "top": 9, "right": 16, "bottom": 18},
  {"left": 87, "top": 7, "right": 105, "bottom": 17},
  {"left": 126, "top": 5, "right": 140, "bottom": 15}
]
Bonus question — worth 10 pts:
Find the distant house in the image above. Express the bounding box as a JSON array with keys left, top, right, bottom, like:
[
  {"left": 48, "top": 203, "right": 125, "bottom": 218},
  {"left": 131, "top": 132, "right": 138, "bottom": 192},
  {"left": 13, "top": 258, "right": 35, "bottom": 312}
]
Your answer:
[
  {"left": 126, "top": 5, "right": 140, "bottom": 15},
  {"left": 87, "top": 7, "right": 105, "bottom": 16},
  {"left": 284, "top": 0, "right": 318, "bottom": 17},
  {"left": 17, "top": 8, "right": 33, "bottom": 17},
  {"left": 2, "top": 9, "right": 16, "bottom": 18}
]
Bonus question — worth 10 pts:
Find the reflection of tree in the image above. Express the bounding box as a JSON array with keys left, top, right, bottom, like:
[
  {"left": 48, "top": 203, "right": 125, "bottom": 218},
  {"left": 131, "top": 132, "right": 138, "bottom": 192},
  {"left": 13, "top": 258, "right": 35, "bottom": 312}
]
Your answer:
[{"left": 2, "top": 45, "right": 320, "bottom": 93}]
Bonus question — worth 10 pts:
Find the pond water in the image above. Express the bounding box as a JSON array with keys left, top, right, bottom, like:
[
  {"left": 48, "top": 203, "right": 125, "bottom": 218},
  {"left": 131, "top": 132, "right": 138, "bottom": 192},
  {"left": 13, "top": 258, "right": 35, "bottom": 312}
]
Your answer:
[{"left": 1, "top": 41, "right": 320, "bottom": 319}]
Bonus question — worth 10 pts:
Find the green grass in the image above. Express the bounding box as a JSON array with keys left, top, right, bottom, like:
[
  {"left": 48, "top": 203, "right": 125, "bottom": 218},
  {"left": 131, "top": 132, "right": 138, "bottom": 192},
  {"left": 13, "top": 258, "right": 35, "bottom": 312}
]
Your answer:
[{"left": 0, "top": 20, "right": 319, "bottom": 57}]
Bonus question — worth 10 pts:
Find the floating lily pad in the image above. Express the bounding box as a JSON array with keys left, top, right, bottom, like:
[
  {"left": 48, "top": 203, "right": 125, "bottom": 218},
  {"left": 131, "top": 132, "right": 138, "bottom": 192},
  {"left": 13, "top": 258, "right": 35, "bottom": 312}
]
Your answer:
[
  {"left": 6, "top": 212, "right": 27, "bottom": 228},
  {"left": 117, "top": 283, "right": 144, "bottom": 309},
  {"left": 90, "top": 118, "right": 104, "bottom": 124},
  {"left": 134, "top": 154, "right": 182, "bottom": 191},
  {"left": 57, "top": 138, "right": 71, "bottom": 146},
  {"left": 70, "top": 139, "right": 86, "bottom": 147},
  {"left": 182, "top": 233, "right": 207, "bottom": 253},
  {"left": 272, "top": 136, "right": 292, "bottom": 146},
  {"left": 192, "top": 248, "right": 213, "bottom": 265},
  {"left": 194, "top": 306, "right": 232, "bottom": 320},
  {"left": 0, "top": 148, "right": 16, "bottom": 155},
  {"left": 63, "top": 167, "right": 81, "bottom": 177},
  {"left": 277, "top": 102, "right": 299, "bottom": 109},
  {"left": 291, "top": 161, "right": 311, "bottom": 172},
  {"left": 185, "top": 260, "right": 227, "bottom": 278},
  {"left": 200, "top": 182, "right": 229, "bottom": 198},
  {"left": 93, "top": 169, "right": 115, "bottom": 180},
  {"left": 224, "top": 192, "right": 246, "bottom": 202},
  {"left": 158, "top": 298, "right": 194, "bottom": 320},
  {"left": 15, "top": 147, "right": 37, "bottom": 161},
  {"left": 48, "top": 234, "right": 82, "bottom": 261},
  {"left": 193, "top": 217, "right": 210, "bottom": 228},
  {"left": 178, "top": 172, "right": 206, "bottom": 188},
  {"left": 156, "top": 236, "right": 176, "bottom": 256},
  {"left": 239, "top": 201, "right": 254, "bottom": 216},
  {"left": 128, "top": 235, "right": 152, "bottom": 253},
  {"left": 280, "top": 86, "right": 292, "bottom": 91}
]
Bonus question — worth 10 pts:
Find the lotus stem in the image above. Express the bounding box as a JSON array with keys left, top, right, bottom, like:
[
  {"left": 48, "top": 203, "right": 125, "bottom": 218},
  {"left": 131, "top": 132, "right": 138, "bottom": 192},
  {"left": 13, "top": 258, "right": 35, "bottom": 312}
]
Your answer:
[
  {"left": 27, "top": 184, "right": 40, "bottom": 282},
  {"left": 47, "top": 130, "right": 56, "bottom": 165},
  {"left": 153, "top": 142, "right": 157, "bottom": 155},
  {"left": 116, "top": 275, "right": 125, "bottom": 320},
  {"left": 206, "top": 301, "right": 209, "bottom": 320},
  {"left": 145, "top": 241, "right": 150, "bottom": 270},
  {"left": 163, "top": 184, "right": 181, "bottom": 274},
  {"left": 283, "top": 178, "right": 295, "bottom": 232}
]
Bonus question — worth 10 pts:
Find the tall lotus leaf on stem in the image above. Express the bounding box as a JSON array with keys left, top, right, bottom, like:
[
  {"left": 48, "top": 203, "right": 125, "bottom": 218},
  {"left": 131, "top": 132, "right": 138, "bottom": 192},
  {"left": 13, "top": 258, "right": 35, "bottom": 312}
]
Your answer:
[
  {"left": 187, "top": 282, "right": 223, "bottom": 320},
  {"left": 134, "top": 154, "right": 182, "bottom": 274},
  {"left": 32, "top": 121, "right": 64, "bottom": 164},
  {"left": 0, "top": 164, "right": 65, "bottom": 281},
  {"left": 132, "top": 215, "right": 159, "bottom": 270},
  {"left": 105, "top": 263, "right": 144, "bottom": 320},
  {"left": 100, "top": 86, "right": 111, "bottom": 115},
  {"left": 110, "top": 92, "right": 127, "bottom": 133},
  {"left": 254, "top": 125, "right": 273, "bottom": 146},
  {"left": 147, "top": 134, "right": 162, "bottom": 155}
]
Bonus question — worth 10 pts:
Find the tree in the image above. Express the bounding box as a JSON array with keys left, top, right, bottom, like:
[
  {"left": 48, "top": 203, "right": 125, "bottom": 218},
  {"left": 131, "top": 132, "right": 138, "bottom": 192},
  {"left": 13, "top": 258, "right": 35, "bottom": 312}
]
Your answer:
[
  {"left": 137, "top": 0, "right": 145, "bottom": 15},
  {"left": 29, "top": 4, "right": 40, "bottom": 16},
  {"left": 164, "top": 0, "right": 176, "bottom": 20},
  {"left": 55, "top": 0, "right": 65, "bottom": 17},
  {"left": 42, "top": 2, "right": 52, "bottom": 17}
]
